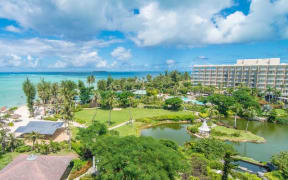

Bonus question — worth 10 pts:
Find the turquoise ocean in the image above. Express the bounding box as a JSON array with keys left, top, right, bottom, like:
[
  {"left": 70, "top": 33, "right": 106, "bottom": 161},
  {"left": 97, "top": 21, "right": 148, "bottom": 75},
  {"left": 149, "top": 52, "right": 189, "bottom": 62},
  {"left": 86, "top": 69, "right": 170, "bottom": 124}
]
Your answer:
[{"left": 0, "top": 72, "right": 158, "bottom": 107}]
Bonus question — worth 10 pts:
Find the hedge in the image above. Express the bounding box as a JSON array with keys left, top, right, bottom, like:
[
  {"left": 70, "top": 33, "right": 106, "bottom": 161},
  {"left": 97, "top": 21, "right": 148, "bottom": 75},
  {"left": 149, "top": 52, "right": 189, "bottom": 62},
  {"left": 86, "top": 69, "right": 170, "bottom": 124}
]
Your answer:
[{"left": 136, "top": 114, "right": 196, "bottom": 123}]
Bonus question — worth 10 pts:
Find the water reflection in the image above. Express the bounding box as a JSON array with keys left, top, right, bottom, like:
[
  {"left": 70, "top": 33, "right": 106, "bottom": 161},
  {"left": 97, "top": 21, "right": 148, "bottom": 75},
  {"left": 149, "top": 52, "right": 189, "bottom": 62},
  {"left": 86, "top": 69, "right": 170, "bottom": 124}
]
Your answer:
[{"left": 141, "top": 120, "right": 288, "bottom": 162}]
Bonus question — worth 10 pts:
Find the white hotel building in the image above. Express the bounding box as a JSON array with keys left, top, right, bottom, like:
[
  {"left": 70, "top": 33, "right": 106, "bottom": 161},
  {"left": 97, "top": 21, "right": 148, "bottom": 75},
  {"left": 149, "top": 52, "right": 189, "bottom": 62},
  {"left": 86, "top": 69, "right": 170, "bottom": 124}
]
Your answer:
[{"left": 191, "top": 58, "right": 288, "bottom": 95}]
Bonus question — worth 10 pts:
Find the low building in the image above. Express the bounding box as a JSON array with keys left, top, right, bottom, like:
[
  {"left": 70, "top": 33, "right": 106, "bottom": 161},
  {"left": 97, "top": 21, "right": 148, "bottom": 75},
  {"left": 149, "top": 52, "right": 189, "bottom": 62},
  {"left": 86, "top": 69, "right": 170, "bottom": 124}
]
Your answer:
[
  {"left": 15, "top": 121, "right": 64, "bottom": 138},
  {"left": 0, "top": 154, "right": 74, "bottom": 180}
]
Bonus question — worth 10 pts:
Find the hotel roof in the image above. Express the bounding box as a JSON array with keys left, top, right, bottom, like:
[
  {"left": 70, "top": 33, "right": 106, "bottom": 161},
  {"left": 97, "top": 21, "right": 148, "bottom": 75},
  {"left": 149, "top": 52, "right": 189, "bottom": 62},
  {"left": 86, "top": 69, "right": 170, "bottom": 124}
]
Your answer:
[
  {"left": 0, "top": 154, "right": 74, "bottom": 180},
  {"left": 15, "top": 121, "right": 64, "bottom": 135},
  {"left": 193, "top": 58, "right": 286, "bottom": 67}
]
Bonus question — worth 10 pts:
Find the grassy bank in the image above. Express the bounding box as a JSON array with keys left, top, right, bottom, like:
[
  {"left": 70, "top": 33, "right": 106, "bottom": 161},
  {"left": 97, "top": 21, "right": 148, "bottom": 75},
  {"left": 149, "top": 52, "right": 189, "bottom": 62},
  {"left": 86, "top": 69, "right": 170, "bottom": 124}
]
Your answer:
[
  {"left": 211, "top": 126, "right": 265, "bottom": 143},
  {"left": 0, "top": 152, "right": 19, "bottom": 170}
]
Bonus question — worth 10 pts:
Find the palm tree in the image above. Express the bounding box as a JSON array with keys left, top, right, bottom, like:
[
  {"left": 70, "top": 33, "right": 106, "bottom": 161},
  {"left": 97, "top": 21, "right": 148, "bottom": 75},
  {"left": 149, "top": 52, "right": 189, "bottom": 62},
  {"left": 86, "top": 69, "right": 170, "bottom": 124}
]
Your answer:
[
  {"left": 87, "top": 75, "right": 96, "bottom": 87},
  {"left": 243, "top": 107, "right": 257, "bottom": 132},
  {"left": 25, "top": 131, "right": 41, "bottom": 150},
  {"left": 91, "top": 90, "right": 101, "bottom": 122},
  {"left": 8, "top": 133, "right": 18, "bottom": 152},
  {"left": 60, "top": 80, "right": 77, "bottom": 150},
  {"left": 107, "top": 91, "right": 116, "bottom": 126},
  {"left": 0, "top": 129, "right": 8, "bottom": 153},
  {"left": 266, "top": 86, "right": 273, "bottom": 103},
  {"left": 231, "top": 103, "right": 243, "bottom": 129},
  {"left": 207, "top": 105, "right": 218, "bottom": 121},
  {"left": 22, "top": 78, "right": 36, "bottom": 117},
  {"left": 37, "top": 78, "right": 51, "bottom": 115}
]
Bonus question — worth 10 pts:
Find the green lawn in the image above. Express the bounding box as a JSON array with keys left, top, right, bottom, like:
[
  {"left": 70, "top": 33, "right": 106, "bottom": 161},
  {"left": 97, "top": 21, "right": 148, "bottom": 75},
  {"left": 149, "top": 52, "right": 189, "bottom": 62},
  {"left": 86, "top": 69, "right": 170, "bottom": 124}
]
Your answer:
[
  {"left": 211, "top": 126, "right": 265, "bottom": 143},
  {"left": 0, "top": 152, "right": 19, "bottom": 170},
  {"left": 74, "top": 108, "right": 193, "bottom": 127}
]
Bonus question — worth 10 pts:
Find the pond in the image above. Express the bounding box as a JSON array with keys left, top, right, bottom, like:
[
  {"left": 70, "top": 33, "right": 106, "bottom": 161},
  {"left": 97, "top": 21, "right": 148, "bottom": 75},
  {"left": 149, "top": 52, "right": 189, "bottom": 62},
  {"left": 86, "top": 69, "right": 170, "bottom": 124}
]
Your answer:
[{"left": 141, "top": 119, "right": 288, "bottom": 162}]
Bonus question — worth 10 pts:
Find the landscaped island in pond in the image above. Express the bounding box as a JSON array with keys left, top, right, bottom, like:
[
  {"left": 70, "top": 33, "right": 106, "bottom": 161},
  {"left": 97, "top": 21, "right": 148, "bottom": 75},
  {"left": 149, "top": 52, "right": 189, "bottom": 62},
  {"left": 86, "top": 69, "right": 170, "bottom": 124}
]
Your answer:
[{"left": 187, "top": 123, "right": 265, "bottom": 143}]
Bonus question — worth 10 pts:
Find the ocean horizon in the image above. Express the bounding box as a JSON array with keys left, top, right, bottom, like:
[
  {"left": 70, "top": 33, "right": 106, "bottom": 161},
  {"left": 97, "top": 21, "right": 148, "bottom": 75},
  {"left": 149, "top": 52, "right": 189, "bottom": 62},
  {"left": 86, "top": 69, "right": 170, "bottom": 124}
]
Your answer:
[{"left": 0, "top": 71, "right": 161, "bottom": 107}]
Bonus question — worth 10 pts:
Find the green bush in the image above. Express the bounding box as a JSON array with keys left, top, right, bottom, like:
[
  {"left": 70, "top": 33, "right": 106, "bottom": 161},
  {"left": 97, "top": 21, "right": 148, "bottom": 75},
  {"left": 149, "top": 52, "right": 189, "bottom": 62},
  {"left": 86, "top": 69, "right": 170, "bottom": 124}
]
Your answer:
[
  {"left": 188, "top": 126, "right": 199, "bottom": 134},
  {"left": 232, "top": 132, "right": 241, "bottom": 137},
  {"left": 211, "top": 129, "right": 228, "bottom": 136},
  {"left": 276, "top": 117, "right": 288, "bottom": 125},
  {"left": 143, "top": 105, "right": 162, "bottom": 109},
  {"left": 44, "top": 116, "right": 58, "bottom": 121},
  {"left": 74, "top": 117, "right": 86, "bottom": 124},
  {"left": 15, "top": 145, "right": 32, "bottom": 153},
  {"left": 8, "top": 122, "right": 14, "bottom": 127},
  {"left": 136, "top": 114, "right": 195, "bottom": 123},
  {"left": 209, "top": 160, "right": 223, "bottom": 170}
]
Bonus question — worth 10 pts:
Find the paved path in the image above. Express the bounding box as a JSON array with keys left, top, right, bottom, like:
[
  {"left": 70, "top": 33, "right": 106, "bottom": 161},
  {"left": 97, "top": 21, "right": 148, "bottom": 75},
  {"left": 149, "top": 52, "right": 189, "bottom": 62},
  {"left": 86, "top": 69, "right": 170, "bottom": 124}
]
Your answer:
[{"left": 108, "top": 120, "right": 134, "bottom": 130}]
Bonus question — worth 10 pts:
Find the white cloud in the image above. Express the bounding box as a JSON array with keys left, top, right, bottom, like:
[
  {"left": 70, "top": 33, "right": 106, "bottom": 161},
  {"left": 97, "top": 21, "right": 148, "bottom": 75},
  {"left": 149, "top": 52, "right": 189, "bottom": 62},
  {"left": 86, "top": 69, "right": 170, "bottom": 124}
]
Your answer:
[
  {"left": 111, "top": 46, "right": 132, "bottom": 60},
  {"left": 4, "top": 25, "right": 21, "bottom": 33},
  {"left": 166, "top": 59, "right": 175, "bottom": 65},
  {"left": 0, "top": 37, "right": 121, "bottom": 69},
  {"left": 0, "top": 0, "right": 287, "bottom": 47},
  {"left": 49, "top": 61, "right": 67, "bottom": 69},
  {"left": 0, "top": 54, "right": 39, "bottom": 68}
]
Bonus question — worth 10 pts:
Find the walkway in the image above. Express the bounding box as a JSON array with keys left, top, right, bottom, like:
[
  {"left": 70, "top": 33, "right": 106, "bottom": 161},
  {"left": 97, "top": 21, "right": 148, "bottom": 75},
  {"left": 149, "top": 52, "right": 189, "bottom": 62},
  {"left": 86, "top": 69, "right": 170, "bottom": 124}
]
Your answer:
[{"left": 108, "top": 120, "right": 134, "bottom": 130}]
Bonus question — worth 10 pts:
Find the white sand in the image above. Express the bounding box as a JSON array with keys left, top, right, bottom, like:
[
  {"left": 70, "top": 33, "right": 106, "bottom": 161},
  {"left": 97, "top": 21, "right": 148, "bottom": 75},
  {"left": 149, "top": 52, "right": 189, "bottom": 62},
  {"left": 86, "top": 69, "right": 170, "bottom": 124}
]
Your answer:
[{"left": 9, "top": 105, "right": 44, "bottom": 132}]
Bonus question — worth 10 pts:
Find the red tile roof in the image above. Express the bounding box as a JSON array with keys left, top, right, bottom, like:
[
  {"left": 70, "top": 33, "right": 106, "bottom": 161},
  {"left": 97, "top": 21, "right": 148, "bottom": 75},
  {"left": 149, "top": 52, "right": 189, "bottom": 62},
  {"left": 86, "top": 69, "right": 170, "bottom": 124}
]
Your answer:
[{"left": 0, "top": 154, "right": 74, "bottom": 180}]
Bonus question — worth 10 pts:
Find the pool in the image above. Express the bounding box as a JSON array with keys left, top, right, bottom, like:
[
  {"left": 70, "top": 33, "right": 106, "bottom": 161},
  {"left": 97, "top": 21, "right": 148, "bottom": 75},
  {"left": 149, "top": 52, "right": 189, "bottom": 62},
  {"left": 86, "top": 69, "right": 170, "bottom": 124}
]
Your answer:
[{"left": 181, "top": 97, "right": 204, "bottom": 105}]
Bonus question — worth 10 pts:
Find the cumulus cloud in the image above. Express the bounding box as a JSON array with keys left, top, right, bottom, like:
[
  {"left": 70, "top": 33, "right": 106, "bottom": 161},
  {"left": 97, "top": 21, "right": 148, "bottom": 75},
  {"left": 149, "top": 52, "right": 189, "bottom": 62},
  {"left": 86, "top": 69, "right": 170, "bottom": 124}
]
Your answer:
[
  {"left": 0, "top": 0, "right": 287, "bottom": 47},
  {"left": 111, "top": 47, "right": 132, "bottom": 60},
  {"left": 0, "top": 38, "right": 121, "bottom": 69},
  {"left": 4, "top": 25, "right": 21, "bottom": 33},
  {"left": 0, "top": 54, "right": 39, "bottom": 68}
]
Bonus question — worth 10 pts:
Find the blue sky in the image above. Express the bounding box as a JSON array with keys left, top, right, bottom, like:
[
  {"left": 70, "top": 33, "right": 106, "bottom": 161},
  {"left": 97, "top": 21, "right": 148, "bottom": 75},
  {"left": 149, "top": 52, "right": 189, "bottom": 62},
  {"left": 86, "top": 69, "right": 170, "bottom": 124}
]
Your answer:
[{"left": 0, "top": 0, "right": 287, "bottom": 71}]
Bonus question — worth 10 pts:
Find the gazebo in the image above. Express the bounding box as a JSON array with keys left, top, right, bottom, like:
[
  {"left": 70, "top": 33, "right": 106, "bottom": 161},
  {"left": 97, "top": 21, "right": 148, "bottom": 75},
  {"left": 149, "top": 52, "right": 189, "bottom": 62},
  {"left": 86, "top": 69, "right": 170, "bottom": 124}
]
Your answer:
[{"left": 198, "top": 120, "right": 210, "bottom": 137}]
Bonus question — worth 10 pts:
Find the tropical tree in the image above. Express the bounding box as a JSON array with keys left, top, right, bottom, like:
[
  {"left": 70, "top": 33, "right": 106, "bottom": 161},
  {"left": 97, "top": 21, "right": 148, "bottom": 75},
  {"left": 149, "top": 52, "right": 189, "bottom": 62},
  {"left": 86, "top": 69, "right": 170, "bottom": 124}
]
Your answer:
[
  {"left": 266, "top": 86, "right": 274, "bottom": 103},
  {"left": 7, "top": 133, "right": 18, "bottom": 152},
  {"left": 0, "top": 129, "right": 8, "bottom": 153},
  {"left": 60, "top": 80, "right": 77, "bottom": 150},
  {"left": 91, "top": 136, "right": 188, "bottom": 179},
  {"left": 231, "top": 103, "right": 243, "bottom": 128},
  {"left": 37, "top": 78, "right": 51, "bottom": 115},
  {"left": 22, "top": 78, "right": 36, "bottom": 117},
  {"left": 272, "top": 151, "right": 288, "bottom": 178},
  {"left": 87, "top": 75, "right": 95, "bottom": 87},
  {"left": 25, "top": 131, "right": 41, "bottom": 150},
  {"left": 164, "top": 97, "right": 183, "bottom": 111},
  {"left": 243, "top": 107, "right": 257, "bottom": 132},
  {"left": 222, "top": 151, "right": 237, "bottom": 180},
  {"left": 107, "top": 91, "right": 116, "bottom": 126}
]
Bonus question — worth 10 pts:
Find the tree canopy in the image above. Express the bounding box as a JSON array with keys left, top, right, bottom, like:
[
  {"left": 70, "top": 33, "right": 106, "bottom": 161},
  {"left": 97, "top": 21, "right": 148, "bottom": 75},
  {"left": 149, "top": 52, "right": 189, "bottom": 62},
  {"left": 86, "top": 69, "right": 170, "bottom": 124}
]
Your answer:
[{"left": 91, "top": 136, "right": 188, "bottom": 179}]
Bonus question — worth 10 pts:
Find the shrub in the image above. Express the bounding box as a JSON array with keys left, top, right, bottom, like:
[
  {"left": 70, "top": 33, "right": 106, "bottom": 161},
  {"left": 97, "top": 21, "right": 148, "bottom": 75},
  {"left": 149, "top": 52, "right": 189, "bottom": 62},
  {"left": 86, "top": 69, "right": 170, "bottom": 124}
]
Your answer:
[
  {"left": 188, "top": 126, "right": 199, "bottom": 134},
  {"left": 74, "top": 117, "right": 86, "bottom": 124},
  {"left": 44, "top": 116, "right": 58, "bottom": 121},
  {"left": 15, "top": 145, "right": 32, "bottom": 153},
  {"left": 8, "top": 122, "right": 14, "bottom": 127},
  {"left": 210, "top": 129, "right": 228, "bottom": 136},
  {"left": 232, "top": 132, "right": 241, "bottom": 137},
  {"left": 143, "top": 105, "right": 162, "bottom": 109},
  {"left": 209, "top": 160, "right": 223, "bottom": 170},
  {"left": 136, "top": 114, "right": 195, "bottom": 123},
  {"left": 272, "top": 151, "right": 288, "bottom": 178},
  {"left": 69, "top": 160, "right": 92, "bottom": 180},
  {"left": 276, "top": 117, "right": 288, "bottom": 125}
]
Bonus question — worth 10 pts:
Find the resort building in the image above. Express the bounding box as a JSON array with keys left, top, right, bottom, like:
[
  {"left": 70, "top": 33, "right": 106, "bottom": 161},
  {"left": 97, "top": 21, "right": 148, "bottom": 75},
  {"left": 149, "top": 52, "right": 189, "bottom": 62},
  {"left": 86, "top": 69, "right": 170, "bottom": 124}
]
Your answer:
[
  {"left": 0, "top": 154, "right": 74, "bottom": 180},
  {"left": 191, "top": 58, "right": 288, "bottom": 95}
]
